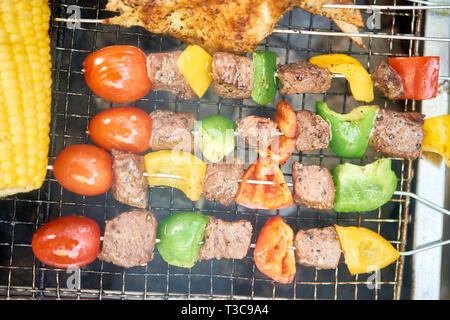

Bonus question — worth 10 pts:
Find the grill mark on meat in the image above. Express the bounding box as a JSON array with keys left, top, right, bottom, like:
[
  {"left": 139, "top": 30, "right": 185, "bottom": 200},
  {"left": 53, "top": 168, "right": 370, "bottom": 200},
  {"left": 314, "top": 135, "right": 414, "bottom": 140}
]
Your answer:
[
  {"left": 293, "top": 226, "right": 341, "bottom": 269},
  {"left": 278, "top": 61, "right": 332, "bottom": 95},
  {"left": 292, "top": 162, "right": 335, "bottom": 210},
  {"left": 371, "top": 61, "right": 405, "bottom": 100},
  {"left": 199, "top": 216, "right": 253, "bottom": 261},
  {"left": 212, "top": 52, "right": 253, "bottom": 99},
  {"left": 147, "top": 51, "right": 196, "bottom": 100},
  {"left": 149, "top": 109, "right": 196, "bottom": 153},
  {"left": 99, "top": 210, "right": 158, "bottom": 268},
  {"left": 236, "top": 115, "right": 278, "bottom": 156},
  {"left": 111, "top": 150, "right": 148, "bottom": 209},
  {"left": 203, "top": 157, "right": 245, "bottom": 206},
  {"left": 295, "top": 110, "right": 331, "bottom": 151},
  {"left": 369, "top": 108, "right": 424, "bottom": 160}
]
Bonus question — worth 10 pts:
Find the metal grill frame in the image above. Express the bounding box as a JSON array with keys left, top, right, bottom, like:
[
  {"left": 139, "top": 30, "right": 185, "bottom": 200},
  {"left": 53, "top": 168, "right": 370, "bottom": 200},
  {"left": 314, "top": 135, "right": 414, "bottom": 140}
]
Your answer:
[{"left": 0, "top": 0, "right": 428, "bottom": 300}]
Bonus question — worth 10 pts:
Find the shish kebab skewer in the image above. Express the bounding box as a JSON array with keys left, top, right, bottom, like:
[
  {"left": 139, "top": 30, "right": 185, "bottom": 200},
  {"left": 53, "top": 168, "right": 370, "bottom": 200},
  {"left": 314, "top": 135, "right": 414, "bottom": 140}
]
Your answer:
[
  {"left": 81, "top": 44, "right": 447, "bottom": 106},
  {"left": 33, "top": 192, "right": 450, "bottom": 277},
  {"left": 44, "top": 164, "right": 450, "bottom": 217},
  {"left": 96, "top": 233, "right": 450, "bottom": 257}
]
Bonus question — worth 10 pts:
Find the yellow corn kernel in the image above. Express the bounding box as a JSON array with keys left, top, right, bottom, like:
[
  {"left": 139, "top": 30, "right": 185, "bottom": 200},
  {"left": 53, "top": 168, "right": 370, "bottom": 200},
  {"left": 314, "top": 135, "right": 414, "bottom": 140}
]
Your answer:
[{"left": 0, "top": 0, "right": 51, "bottom": 197}]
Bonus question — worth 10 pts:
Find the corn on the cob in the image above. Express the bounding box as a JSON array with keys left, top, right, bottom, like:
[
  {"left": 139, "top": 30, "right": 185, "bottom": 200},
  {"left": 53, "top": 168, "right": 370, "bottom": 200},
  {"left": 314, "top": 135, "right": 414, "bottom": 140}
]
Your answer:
[{"left": 0, "top": 0, "right": 52, "bottom": 197}]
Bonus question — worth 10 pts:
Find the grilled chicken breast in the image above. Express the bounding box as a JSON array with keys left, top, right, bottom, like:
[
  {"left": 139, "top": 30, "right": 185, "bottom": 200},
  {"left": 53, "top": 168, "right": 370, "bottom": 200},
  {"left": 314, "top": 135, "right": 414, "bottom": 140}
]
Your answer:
[{"left": 105, "top": 0, "right": 364, "bottom": 54}]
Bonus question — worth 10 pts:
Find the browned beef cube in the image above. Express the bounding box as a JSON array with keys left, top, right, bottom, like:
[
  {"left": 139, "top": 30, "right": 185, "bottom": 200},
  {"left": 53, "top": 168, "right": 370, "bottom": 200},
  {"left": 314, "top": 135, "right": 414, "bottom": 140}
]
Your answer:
[
  {"left": 146, "top": 51, "right": 196, "bottom": 100},
  {"left": 278, "top": 61, "right": 332, "bottom": 95},
  {"left": 149, "top": 109, "right": 196, "bottom": 153},
  {"left": 369, "top": 108, "right": 424, "bottom": 160},
  {"left": 203, "top": 157, "right": 245, "bottom": 206},
  {"left": 292, "top": 162, "right": 335, "bottom": 210},
  {"left": 212, "top": 52, "right": 253, "bottom": 99},
  {"left": 111, "top": 149, "right": 147, "bottom": 209},
  {"left": 295, "top": 110, "right": 331, "bottom": 152},
  {"left": 236, "top": 115, "right": 278, "bottom": 155},
  {"left": 99, "top": 210, "right": 158, "bottom": 268},
  {"left": 199, "top": 217, "right": 253, "bottom": 261},
  {"left": 371, "top": 61, "right": 405, "bottom": 100},
  {"left": 294, "top": 227, "right": 341, "bottom": 269}
]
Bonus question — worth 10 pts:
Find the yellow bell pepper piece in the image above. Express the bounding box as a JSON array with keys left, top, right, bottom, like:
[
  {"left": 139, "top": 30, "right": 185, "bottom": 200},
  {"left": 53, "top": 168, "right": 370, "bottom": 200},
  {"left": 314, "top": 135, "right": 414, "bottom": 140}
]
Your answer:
[
  {"left": 334, "top": 225, "right": 400, "bottom": 275},
  {"left": 177, "top": 45, "right": 212, "bottom": 98},
  {"left": 144, "top": 150, "right": 207, "bottom": 201},
  {"left": 422, "top": 115, "right": 450, "bottom": 167},
  {"left": 309, "top": 54, "right": 374, "bottom": 103}
]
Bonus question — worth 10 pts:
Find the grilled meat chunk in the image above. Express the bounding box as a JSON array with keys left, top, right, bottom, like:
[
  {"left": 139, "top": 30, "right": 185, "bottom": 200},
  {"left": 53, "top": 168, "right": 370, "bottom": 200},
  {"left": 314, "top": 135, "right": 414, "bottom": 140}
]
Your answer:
[
  {"left": 149, "top": 110, "right": 196, "bottom": 153},
  {"left": 292, "top": 162, "right": 335, "bottom": 210},
  {"left": 369, "top": 108, "right": 424, "bottom": 160},
  {"left": 295, "top": 110, "right": 331, "bottom": 151},
  {"left": 371, "top": 61, "right": 405, "bottom": 100},
  {"left": 147, "top": 51, "right": 196, "bottom": 100},
  {"left": 212, "top": 52, "right": 254, "bottom": 99},
  {"left": 278, "top": 61, "right": 332, "bottom": 95},
  {"left": 99, "top": 210, "right": 158, "bottom": 268},
  {"left": 293, "top": 226, "right": 341, "bottom": 269},
  {"left": 104, "top": 0, "right": 364, "bottom": 54},
  {"left": 199, "top": 216, "right": 253, "bottom": 261},
  {"left": 203, "top": 157, "right": 245, "bottom": 206},
  {"left": 236, "top": 116, "right": 278, "bottom": 155},
  {"left": 111, "top": 150, "right": 148, "bottom": 209}
]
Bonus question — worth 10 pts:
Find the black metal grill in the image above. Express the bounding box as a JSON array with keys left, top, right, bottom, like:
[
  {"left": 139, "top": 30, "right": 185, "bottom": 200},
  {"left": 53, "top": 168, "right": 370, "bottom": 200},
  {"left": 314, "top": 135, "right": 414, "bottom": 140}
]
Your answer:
[{"left": 0, "top": 0, "right": 426, "bottom": 299}]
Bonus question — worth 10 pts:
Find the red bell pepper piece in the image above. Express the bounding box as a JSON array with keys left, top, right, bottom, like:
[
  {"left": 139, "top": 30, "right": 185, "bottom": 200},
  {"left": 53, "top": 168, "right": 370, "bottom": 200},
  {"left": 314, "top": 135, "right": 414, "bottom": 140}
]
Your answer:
[
  {"left": 254, "top": 215, "right": 296, "bottom": 283},
  {"left": 273, "top": 100, "right": 297, "bottom": 138},
  {"left": 235, "top": 158, "right": 294, "bottom": 210},
  {"left": 265, "top": 100, "right": 297, "bottom": 164},
  {"left": 267, "top": 135, "right": 296, "bottom": 165},
  {"left": 388, "top": 56, "right": 440, "bottom": 100}
]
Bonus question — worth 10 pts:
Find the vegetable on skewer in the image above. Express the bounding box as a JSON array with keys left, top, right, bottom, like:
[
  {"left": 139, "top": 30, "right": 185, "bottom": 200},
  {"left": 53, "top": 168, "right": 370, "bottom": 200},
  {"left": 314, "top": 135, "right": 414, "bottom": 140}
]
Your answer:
[
  {"left": 32, "top": 210, "right": 446, "bottom": 282},
  {"left": 316, "top": 102, "right": 379, "bottom": 158},
  {"left": 81, "top": 45, "right": 447, "bottom": 106}
]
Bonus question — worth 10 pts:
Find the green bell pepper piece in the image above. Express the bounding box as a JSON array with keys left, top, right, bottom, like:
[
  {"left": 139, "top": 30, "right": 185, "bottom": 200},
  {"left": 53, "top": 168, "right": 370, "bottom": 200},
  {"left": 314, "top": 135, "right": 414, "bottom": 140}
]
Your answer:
[
  {"left": 316, "top": 101, "right": 379, "bottom": 158},
  {"left": 332, "top": 158, "right": 397, "bottom": 212},
  {"left": 156, "top": 212, "right": 209, "bottom": 268},
  {"left": 251, "top": 50, "right": 278, "bottom": 105},
  {"left": 197, "top": 115, "right": 236, "bottom": 163}
]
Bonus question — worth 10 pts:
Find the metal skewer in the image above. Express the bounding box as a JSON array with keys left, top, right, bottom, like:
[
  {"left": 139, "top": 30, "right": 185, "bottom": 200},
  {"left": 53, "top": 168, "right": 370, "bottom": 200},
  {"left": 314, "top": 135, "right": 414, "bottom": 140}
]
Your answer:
[
  {"left": 46, "top": 165, "right": 450, "bottom": 216},
  {"left": 321, "top": 4, "right": 450, "bottom": 10},
  {"left": 406, "top": 0, "right": 450, "bottom": 5},
  {"left": 54, "top": 17, "right": 450, "bottom": 43},
  {"left": 53, "top": 166, "right": 448, "bottom": 257}
]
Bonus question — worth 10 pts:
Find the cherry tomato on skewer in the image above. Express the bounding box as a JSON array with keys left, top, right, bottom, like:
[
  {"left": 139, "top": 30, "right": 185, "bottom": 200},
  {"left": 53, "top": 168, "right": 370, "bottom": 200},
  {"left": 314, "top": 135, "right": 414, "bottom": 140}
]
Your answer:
[
  {"left": 83, "top": 45, "right": 152, "bottom": 103},
  {"left": 32, "top": 216, "right": 101, "bottom": 269},
  {"left": 52, "top": 144, "right": 113, "bottom": 196},
  {"left": 88, "top": 106, "right": 152, "bottom": 154}
]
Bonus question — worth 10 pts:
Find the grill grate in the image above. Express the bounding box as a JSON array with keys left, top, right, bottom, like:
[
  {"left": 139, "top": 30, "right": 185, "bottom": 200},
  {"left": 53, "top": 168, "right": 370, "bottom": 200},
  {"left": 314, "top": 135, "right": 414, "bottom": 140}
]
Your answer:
[{"left": 0, "top": 0, "right": 427, "bottom": 300}]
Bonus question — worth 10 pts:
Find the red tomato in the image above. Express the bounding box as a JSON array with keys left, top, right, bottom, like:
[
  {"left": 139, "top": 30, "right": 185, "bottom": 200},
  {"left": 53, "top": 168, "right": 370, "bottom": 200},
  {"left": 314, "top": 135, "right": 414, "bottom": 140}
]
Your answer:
[
  {"left": 53, "top": 144, "right": 113, "bottom": 196},
  {"left": 254, "top": 215, "right": 296, "bottom": 283},
  {"left": 83, "top": 45, "right": 152, "bottom": 103},
  {"left": 273, "top": 100, "right": 297, "bottom": 138},
  {"left": 388, "top": 56, "right": 440, "bottom": 100},
  {"left": 32, "top": 216, "right": 101, "bottom": 268},
  {"left": 88, "top": 106, "right": 152, "bottom": 153}
]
